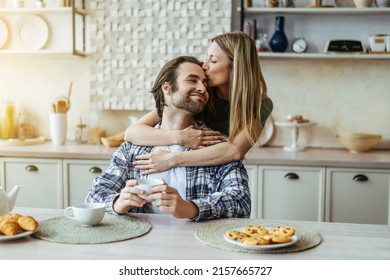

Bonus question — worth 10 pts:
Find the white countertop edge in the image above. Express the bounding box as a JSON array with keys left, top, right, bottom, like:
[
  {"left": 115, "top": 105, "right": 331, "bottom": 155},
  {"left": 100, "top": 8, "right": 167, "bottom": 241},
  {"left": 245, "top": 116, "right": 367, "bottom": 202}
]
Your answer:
[{"left": 0, "top": 141, "right": 389, "bottom": 169}]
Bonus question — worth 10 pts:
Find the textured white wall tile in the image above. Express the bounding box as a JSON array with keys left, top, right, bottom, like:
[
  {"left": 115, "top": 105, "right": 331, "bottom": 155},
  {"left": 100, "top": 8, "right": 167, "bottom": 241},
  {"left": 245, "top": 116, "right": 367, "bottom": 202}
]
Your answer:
[{"left": 90, "top": 0, "right": 231, "bottom": 110}]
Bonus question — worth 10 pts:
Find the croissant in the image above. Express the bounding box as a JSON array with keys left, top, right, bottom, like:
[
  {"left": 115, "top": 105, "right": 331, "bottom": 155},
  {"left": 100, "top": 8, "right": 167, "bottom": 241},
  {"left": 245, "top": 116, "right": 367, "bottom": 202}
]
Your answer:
[
  {"left": 18, "top": 216, "right": 39, "bottom": 231},
  {"left": 2, "top": 213, "right": 23, "bottom": 222},
  {"left": 0, "top": 220, "right": 21, "bottom": 236}
]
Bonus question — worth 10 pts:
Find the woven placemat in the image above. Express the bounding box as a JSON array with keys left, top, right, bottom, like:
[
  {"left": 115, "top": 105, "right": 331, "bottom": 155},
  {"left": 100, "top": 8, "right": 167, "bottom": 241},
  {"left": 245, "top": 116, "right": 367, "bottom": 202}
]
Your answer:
[
  {"left": 196, "top": 218, "right": 322, "bottom": 254},
  {"left": 33, "top": 214, "right": 152, "bottom": 244}
]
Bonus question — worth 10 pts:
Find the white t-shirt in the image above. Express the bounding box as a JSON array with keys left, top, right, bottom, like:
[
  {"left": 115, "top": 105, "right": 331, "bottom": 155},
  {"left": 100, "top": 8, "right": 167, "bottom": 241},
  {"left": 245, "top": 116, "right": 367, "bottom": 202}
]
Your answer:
[{"left": 143, "top": 144, "right": 186, "bottom": 214}]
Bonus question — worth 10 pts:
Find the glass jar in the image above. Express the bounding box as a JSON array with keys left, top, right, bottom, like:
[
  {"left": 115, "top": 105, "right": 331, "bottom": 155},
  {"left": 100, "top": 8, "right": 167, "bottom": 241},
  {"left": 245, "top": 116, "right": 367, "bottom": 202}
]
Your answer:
[
  {"left": 1, "top": 102, "right": 17, "bottom": 139},
  {"left": 88, "top": 106, "right": 106, "bottom": 144},
  {"left": 18, "top": 111, "right": 34, "bottom": 140},
  {"left": 256, "top": 33, "right": 270, "bottom": 52}
]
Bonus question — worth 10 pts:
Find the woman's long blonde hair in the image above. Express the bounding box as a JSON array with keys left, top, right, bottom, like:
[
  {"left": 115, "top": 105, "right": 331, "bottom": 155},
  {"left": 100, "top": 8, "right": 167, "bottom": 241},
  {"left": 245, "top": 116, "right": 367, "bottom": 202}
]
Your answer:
[{"left": 211, "top": 31, "right": 268, "bottom": 145}]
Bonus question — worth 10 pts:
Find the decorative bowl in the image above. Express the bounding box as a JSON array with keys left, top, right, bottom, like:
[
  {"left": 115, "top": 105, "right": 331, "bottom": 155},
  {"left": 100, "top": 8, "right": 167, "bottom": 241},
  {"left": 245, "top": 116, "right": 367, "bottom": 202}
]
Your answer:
[{"left": 336, "top": 133, "right": 382, "bottom": 153}]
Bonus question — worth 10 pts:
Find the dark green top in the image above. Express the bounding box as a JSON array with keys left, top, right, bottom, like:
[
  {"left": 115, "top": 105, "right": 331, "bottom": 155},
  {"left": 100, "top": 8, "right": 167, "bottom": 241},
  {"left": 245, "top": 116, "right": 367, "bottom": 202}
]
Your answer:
[{"left": 197, "top": 96, "right": 273, "bottom": 136}]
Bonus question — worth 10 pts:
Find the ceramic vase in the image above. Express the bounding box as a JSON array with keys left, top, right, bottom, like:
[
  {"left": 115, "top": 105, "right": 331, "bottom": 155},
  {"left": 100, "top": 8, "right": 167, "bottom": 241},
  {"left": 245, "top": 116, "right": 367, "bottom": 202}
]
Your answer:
[
  {"left": 354, "top": 0, "right": 373, "bottom": 7},
  {"left": 270, "top": 16, "right": 288, "bottom": 52},
  {"left": 375, "top": 0, "right": 390, "bottom": 7}
]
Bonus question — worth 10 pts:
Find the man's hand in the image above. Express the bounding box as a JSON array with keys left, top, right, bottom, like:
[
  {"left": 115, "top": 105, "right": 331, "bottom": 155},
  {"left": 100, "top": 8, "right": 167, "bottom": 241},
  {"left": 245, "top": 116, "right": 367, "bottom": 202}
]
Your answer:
[
  {"left": 147, "top": 180, "right": 199, "bottom": 219},
  {"left": 113, "top": 179, "right": 149, "bottom": 214}
]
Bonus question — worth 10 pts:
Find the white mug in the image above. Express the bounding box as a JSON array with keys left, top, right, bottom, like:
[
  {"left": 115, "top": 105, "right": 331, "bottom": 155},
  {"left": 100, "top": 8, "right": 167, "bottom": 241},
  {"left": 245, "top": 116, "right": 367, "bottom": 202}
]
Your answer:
[
  {"left": 133, "top": 178, "right": 163, "bottom": 199},
  {"left": 49, "top": 113, "right": 67, "bottom": 145},
  {"left": 64, "top": 203, "right": 106, "bottom": 226},
  {"left": 369, "top": 34, "right": 386, "bottom": 52}
]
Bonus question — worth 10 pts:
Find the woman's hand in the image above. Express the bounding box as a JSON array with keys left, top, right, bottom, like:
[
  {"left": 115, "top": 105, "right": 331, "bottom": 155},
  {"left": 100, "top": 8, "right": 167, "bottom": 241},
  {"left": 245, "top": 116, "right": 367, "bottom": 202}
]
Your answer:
[
  {"left": 179, "top": 125, "right": 223, "bottom": 149},
  {"left": 133, "top": 150, "right": 174, "bottom": 174}
]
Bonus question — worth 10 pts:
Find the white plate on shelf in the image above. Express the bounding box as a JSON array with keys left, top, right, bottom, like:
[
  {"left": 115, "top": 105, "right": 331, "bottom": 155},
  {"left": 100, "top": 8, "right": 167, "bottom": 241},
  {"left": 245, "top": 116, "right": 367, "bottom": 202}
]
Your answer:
[
  {"left": 0, "top": 17, "right": 9, "bottom": 49},
  {"left": 0, "top": 228, "right": 38, "bottom": 242},
  {"left": 14, "top": 15, "right": 49, "bottom": 50},
  {"left": 224, "top": 227, "right": 298, "bottom": 250},
  {"left": 258, "top": 117, "right": 274, "bottom": 147}
]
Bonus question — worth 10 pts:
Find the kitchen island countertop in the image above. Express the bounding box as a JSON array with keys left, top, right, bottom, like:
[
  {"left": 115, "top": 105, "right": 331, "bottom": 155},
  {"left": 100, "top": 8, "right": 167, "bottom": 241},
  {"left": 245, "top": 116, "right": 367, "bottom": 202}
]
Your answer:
[
  {"left": 1, "top": 207, "right": 390, "bottom": 260},
  {"left": 0, "top": 141, "right": 389, "bottom": 169}
]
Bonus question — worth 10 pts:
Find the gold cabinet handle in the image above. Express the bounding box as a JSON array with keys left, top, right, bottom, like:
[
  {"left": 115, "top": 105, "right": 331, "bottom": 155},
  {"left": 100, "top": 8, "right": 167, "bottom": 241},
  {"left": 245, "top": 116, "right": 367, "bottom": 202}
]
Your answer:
[
  {"left": 25, "top": 165, "right": 39, "bottom": 172},
  {"left": 89, "top": 167, "right": 103, "bottom": 174},
  {"left": 284, "top": 172, "right": 299, "bottom": 180}
]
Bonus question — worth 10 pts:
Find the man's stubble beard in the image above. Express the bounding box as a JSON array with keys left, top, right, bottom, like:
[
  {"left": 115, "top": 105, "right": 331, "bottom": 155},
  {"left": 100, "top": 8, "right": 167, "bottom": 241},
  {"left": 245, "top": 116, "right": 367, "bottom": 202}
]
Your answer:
[{"left": 171, "top": 90, "right": 205, "bottom": 115}]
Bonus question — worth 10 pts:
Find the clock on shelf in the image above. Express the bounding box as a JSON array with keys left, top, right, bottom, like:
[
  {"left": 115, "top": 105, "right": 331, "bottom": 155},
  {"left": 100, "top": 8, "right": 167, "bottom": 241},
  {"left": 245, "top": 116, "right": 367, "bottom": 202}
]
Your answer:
[{"left": 292, "top": 37, "right": 308, "bottom": 54}]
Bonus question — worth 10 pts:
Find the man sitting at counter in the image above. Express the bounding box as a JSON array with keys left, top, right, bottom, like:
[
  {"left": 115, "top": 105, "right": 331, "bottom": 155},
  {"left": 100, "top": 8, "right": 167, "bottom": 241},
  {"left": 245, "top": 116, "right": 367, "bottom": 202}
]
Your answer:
[{"left": 85, "top": 56, "right": 250, "bottom": 221}]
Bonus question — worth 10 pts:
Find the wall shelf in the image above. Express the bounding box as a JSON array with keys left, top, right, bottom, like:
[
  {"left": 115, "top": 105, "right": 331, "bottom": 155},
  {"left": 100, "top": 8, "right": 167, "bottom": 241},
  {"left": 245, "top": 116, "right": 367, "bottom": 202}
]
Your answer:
[
  {"left": 257, "top": 52, "right": 390, "bottom": 60},
  {"left": 241, "top": 7, "right": 390, "bottom": 15},
  {"left": 0, "top": 1, "right": 88, "bottom": 56},
  {"left": 239, "top": 5, "right": 390, "bottom": 60}
]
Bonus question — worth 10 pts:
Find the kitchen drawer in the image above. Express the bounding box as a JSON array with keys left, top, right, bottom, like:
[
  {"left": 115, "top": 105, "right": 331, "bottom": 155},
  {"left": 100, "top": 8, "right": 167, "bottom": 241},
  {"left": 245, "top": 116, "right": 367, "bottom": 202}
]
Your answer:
[
  {"left": 325, "top": 168, "right": 390, "bottom": 225},
  {"left": 0, "top": 157, "right": 63, "bottom": 209},
  {"left": 63, "top": 159, "right": 109, "bottom": 206},
  {"left": 258, "top": 165, "right": 326, "bottom": 221}
]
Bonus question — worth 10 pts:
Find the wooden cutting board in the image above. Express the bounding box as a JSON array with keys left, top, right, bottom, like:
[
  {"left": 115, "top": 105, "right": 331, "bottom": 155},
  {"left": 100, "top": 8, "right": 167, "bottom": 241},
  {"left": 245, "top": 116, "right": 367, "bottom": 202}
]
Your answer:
[{"left": 0, "top": 136, "right": 46, "bottom": 146}]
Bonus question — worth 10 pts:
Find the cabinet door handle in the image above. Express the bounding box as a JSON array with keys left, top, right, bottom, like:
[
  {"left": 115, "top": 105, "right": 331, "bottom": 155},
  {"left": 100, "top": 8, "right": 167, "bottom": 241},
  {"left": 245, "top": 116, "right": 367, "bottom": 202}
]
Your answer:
[
  {"left": 89, "top": 167, "right": 103, "bottom": 174},
  {"left": 25, "top": 165, "right": 38, "bottom": 172},
  {"left": 284, "top": 172, "right": 299, "bottom": 180},
  {"left": 352, "top": 174, "right": 369, "bottom": 182}
]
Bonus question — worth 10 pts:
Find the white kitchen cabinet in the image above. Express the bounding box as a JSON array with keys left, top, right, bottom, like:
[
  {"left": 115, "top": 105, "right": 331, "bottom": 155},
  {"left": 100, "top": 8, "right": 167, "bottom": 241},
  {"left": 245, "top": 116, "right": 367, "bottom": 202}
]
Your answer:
[
  {"left": 0, "top": 1, "right": 88, "bottom": 56},
  {"left": 257, "top": 165, "right": 326, "bottom": 221},
  {"left": 325, "top": 167, "right": 390, "bottom": 225},
  {"left": 63, "top": 159, "right": 109, "bottom": 206},
  {"left": 244, "top": 164, "right": 259, "bottom": 218},
  {"left": 0, "top": 157, "right": 63, "bottom": 208},
  {"left": 240, "top": 5, "right": 390, "bottom": 60}
]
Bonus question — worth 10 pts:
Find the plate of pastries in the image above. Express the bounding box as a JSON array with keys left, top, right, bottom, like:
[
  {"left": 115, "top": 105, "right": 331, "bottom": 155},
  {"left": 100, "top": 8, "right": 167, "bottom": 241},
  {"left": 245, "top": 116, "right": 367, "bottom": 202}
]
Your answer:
[
  {"left": 0, "top": 213, "right": 39, "bottom": 241},
  {"left": 224, "top": 225, "right": 298, "bottom": 250}
]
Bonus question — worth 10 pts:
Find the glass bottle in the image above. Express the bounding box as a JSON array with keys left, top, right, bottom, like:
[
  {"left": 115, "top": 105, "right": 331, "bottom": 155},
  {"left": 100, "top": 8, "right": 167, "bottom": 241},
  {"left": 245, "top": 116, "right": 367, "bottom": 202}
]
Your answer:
[
  {"left": 270, "top": 16, "right": 288, "bottom": 53},
  {"left": 1, "top": 102, "right": 17, "bottom": 139},
  {"left": 75, "top": 117, "right": 87, "bottom": 144}
]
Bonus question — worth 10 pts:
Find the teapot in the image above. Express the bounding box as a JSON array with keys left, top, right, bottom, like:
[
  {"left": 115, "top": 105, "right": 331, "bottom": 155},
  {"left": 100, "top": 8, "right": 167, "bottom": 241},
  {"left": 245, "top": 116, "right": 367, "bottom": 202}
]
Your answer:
[{"left": 0, "top": 185, "right": 21, "bottom": 215}]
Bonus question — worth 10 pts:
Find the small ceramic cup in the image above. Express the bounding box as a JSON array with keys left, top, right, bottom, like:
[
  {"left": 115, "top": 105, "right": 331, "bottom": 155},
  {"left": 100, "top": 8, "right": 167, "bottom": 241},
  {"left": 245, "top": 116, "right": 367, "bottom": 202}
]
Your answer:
[
  {"left": 354, "top": 0, "right": 374, "bottom": 7},
  {"left": 375, "top": 0, "right": 390, "bottom": 7},
  {"left": 133, "top": 178, "right": 164, "bottom": 199},
  {"left": 64, "top": 203, "right": 106, "bottom": 226},
  {"left": 369, "top": 34, "right": 386, "bottom": 52}
]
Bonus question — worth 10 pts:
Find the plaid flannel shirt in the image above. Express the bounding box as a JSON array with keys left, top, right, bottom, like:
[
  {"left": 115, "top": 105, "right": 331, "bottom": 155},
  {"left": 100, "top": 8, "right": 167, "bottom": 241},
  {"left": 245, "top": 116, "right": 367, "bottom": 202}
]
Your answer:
[{"left": 86, "top": 122, "right": 251, "bottom": 222}]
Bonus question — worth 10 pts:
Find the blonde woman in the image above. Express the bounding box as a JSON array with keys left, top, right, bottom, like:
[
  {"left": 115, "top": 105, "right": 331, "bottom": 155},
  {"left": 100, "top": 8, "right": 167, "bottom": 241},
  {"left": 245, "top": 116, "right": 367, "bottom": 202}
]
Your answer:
[{"left": 125, "top": 31, "right": 273, "bottom": 174}]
